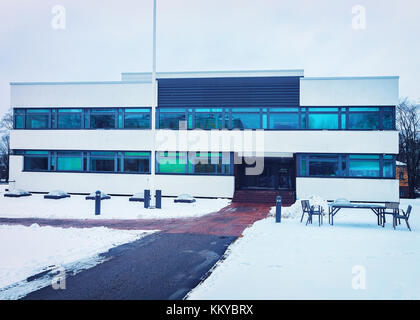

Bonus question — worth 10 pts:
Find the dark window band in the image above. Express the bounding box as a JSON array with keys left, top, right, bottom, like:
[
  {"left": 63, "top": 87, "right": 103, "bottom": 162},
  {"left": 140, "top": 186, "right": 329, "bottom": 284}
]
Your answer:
[
  {"left": 16, "top": 150, "right": 151, "bottom": 174},
  {"left": 13, "top": 108, "right": 151, "bottom": 130},
  {"left": 13, "top": 150, "right": 234, "bottom": 176},
  {"left": 297, "top": 153, "right": 396, "bottom": 179},
  {"left": 157, "top": 106, "right": 396, "bottom": 130}
]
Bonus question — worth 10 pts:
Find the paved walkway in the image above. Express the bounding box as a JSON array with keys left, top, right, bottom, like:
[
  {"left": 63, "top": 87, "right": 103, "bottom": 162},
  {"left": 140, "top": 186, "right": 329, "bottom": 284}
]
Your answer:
[
  {"left": 0, "top": 202, "right": 271, "bottom": 299},
  {"left": 0, "top": 203, "right": 270, "bottom": 236}
]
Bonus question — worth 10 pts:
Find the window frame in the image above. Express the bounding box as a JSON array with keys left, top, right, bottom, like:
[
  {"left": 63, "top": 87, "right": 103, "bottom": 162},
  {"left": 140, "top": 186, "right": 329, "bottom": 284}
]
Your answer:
[
  {"left": 156, "top": 151, "right": 234, "bottom": 176},
  {"left": 13, "top": 106, "right": 396, "bottom": 131},
  {"left": 17, "top": 150, "right": 151, "bottom": 175},
  {"left": 297, "top": 153, "right": 395, "bottom": 179}
]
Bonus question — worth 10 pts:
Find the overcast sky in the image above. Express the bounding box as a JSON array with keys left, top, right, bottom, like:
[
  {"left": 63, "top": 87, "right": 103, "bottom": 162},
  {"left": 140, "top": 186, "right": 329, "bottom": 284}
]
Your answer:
[{"left": 0, "top": 0, "right": 419, "bottom": 116}]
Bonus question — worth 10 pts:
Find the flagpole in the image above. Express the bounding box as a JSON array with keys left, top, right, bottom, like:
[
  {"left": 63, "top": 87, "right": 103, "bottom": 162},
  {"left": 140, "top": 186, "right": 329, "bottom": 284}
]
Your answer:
[{"left": 150, "top": 0, "right": 157, "bottom": 207}]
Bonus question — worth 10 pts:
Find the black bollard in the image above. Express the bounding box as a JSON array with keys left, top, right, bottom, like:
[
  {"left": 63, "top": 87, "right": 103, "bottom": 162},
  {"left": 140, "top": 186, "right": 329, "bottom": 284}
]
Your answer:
[
  {"left": 155, "top": 190, "right": 162, "bottom": 209},
  {"left": 275, "top": 196, "right": 282, "bottom": 223},
  {"left": 95, "top": 190, "right": 101, "bottom": 215},
  {"left": 144, "top": 189, "right": 150, "bottom": 208}
]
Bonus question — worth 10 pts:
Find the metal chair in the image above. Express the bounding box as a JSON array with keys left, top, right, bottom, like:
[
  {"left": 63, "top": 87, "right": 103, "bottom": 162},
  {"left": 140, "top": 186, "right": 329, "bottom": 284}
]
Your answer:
[
  {"left": 306, "top": 205, "right": 324, "bottom": 226},
  {"left": 381, "top": 202, "right": 400, "bottom": 227},
  {"left": 393, "top": 205, "right": 412, "bottom": 231},
  {"left": 300, "top": 200, "right": 310, "bottom": 223}
]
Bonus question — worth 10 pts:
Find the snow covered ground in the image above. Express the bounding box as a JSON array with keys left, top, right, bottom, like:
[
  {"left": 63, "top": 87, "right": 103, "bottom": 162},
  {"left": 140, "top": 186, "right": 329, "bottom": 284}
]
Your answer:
[
  {"left": 0, "top": 224, "right": 156, "bottom": 299},
  {"left": 188, "top": 199, "right": 420, "bottom": 300},
  {"left": 0, "top": 192, "right": 230, "bottom": 220}
]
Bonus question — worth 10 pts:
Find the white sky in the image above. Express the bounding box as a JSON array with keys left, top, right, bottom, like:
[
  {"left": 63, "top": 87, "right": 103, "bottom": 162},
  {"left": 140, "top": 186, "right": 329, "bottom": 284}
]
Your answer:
[{"left": 0, "top": 0, "right": 419, "bottom": 116}]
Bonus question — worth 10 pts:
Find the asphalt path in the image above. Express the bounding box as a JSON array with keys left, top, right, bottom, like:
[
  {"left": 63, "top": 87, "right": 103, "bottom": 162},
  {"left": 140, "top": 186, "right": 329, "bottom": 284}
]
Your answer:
[{"left": 22, "top": 232, "right": 236, "bottom": 300}]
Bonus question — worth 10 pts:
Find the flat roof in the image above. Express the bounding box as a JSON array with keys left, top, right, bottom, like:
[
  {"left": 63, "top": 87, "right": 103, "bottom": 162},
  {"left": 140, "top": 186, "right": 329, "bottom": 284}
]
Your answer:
[
  {"left": 121, "top": 69, "right": 305, "bottom": 81},
  {"left": 10, "top": 71, "right": 401, "bottom": 86},
  {"left": 10, "top": 81, "right": 151, "bottom": 86},
  {"left": 301, "top": 76, "right": 399, "bottom": 81},
  {"left": 10, "top": 70, "right": 305, "bottom": 86}
]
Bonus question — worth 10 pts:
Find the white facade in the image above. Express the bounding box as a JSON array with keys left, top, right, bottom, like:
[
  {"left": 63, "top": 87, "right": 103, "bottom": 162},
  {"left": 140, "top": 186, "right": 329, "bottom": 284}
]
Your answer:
[
  {"left": 296, "top": 178, "right": 399, "bottom": 202},
  {"left": 9, "top": 156, "right": 234, "bottom": 198},
  {"left": 10, "top": 81, "right": 154, "bottom": 107},
  {"left": 300, "top": 76, "right": 399, "bottom": 106},
  {"left": 9, "top": 70, "right": 400, "bottom": 202},
  {"left": 10, "top": 129, "right": 398, "bottom": 155}
]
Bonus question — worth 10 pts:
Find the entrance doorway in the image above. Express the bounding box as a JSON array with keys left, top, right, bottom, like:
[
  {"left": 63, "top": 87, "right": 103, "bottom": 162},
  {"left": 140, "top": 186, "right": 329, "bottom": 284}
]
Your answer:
[{"left": 235, "top": 157, "right": 296, "bottom": 191}]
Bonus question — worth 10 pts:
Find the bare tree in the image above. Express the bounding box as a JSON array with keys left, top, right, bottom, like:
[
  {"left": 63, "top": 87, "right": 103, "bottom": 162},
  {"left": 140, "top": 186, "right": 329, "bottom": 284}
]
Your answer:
[
  {"left": 0, "top": 108, "right": 13, "bottom": 182},
  {"left": 0, "top": 109, "right": 13, "bottom": 130},
  {"left": 396, "top": 98, "right": 420, "bottom": 198}
]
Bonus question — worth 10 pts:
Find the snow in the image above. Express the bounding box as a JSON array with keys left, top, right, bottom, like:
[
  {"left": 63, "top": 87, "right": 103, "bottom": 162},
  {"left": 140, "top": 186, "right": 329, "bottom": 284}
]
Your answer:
[
  {"left": 131, "top": 192, "right": 144, "bottom": 199},
  {"left": 0, "top": 224, "right": 156, "bottom": 299},
  {"left": 188, "top": 199, "right": 420, "bottom": 300},
  {"left": 0, "top": 184, "right": 8, "bottom": 194},
  {"left": 175, "top": 194, "right": 196, "bottom": 202},
  {"left": 46, "top": 190, "right": 69, "bottom": 197},
  {"left": 4, "top": 189, "right": 31, "bottom": 197},
  {"left": 269, "top": 195, "right": 328, "bottom": 219},
  {"left": 0, "top": 193, "right": 230, "bottom": 220},
  {"left": 177, "top": 194, "right": 195, "bottom": 201}
]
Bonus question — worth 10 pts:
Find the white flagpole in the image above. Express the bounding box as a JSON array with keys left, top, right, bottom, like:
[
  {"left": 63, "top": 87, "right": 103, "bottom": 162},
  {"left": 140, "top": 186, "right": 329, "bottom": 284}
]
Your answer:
[{"left": 150, "top": 0, "right": 157, "bottom": 207}]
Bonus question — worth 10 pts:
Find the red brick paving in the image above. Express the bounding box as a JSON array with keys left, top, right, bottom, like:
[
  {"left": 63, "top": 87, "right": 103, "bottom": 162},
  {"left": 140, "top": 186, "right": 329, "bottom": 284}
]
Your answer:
[{"left": 0, "top": 202, "right": 271, "bottom": 237}]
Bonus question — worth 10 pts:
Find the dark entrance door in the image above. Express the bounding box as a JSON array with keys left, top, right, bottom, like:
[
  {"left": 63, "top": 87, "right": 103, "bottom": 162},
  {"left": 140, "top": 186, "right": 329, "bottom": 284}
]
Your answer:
[{"left": 236, "top": 157, "right": 295, "bottom": 190}]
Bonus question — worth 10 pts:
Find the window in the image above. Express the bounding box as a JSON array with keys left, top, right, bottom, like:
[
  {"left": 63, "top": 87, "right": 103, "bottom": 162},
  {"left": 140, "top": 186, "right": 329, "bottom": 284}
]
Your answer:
[
  {"left": 26, "top": 109, "right": 50, "bottom": 129},
  {"left": 156, "top": 152, "right": 187, "bottom": 173},
  {"left": 23, "top": 151, "right": 49, "bottom": 171},
  {"left": 308, "top": 155, "right": 340, "bottom": 176},
  {"left": 89, "top": 152, "right": 115, "bottom": 172},
  {"left": 57, "top": 109, "right": 83, "bottom": 129},
  {"left": 383, "top": 155, "right": 394, "bottom": 178},
  {"left": 348, "top": 108, "right": 380, "bottom": 130},
  {"left": 14, "top": 109, "right": 25, "bottom": 129},
  {"left": 269, "top": 108, "right": 299, "bottom": 129},
  {"left": 158, "top": 108, "right": 187, "bottom": 129},
  {"left": 124, "top": 109, "right": 151, "bottom": 129},
  {"left": 121, "top": 152, "right": 150, "bottom": 173},
  {"left": 156, "top": 151, "right": 232, "bottom": 175},
  {"left": 89, "top": 109, "right": 116, "bottom": 129},
  {"left": 231, "top": 108, "right": 260, "bottom": 129},
  {"left": 18, "top": 150, "right": 151, "bottom": 174},
  {"left": 56, "top": 152, "right": 82, "bottom": 171},
  {"left": 298, "top": 154, "right": 395, "bottom": 178},
  {"left": 189, "top": 152, "right": 223, "bottom": 174},
  {"left": 194, "top": 109, "right": 224, "bottom": 129},
  {"left": 349, "top": 161, "right": 380, "bottom": 177},
  {"left": 306, "top": 108, "right": 339, "bottom": 129},
  {"left": 348, "top": 155, "right": 380, "bottom": 177},
  {"left": 382, "top": 107, "right": 395, "bottom": 130},
  {"left": 13, "top": 106, "right": 395, "bottom": 130}
]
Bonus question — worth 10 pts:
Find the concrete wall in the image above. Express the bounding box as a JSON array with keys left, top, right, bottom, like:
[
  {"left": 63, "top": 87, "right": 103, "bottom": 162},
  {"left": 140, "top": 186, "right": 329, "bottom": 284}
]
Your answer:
[
  {"left": 300, "top": 77, "right": 399, "bottom": 106},
  {"left": 296, "top": 177, "right": 399, "bottom": 202},
  {"left": 9, "top": 156, "right": 234, "bottom": 198},
  {"left": 10, "top": 129, "right": 399, "bottom": 155},
  {"left": 10, "top": 82, "right": 154, "bottom": 107}
]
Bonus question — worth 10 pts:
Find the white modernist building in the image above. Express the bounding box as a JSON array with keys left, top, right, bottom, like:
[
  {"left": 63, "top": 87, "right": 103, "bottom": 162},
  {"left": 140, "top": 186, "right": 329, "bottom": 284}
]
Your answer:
[{"left": 9, "top": 70, "right": 399, "bottom": 204}]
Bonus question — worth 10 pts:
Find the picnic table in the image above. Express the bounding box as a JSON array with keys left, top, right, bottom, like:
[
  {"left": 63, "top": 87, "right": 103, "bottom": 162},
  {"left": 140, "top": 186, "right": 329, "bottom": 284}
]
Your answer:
[{"left": 328, "top": 203, "right": 386, "bottom": 226}]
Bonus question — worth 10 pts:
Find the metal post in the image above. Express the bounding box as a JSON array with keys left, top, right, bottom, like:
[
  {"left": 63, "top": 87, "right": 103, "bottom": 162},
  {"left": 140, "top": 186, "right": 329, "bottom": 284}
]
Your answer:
[
  {"left": 275, "top": 196, "right": 282, "bottom": 223},
  {"left": 144, "top": 189, "right": 150, "bottom": 209},
  {"left": 155, "top": 189, "right": 162, "bottom": 209},
  {"left": 149, "top": 0, "right": 157, "bottom": 207},
  {"left": 95, "top": 190, "right": 101, "bottom": 215}
]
